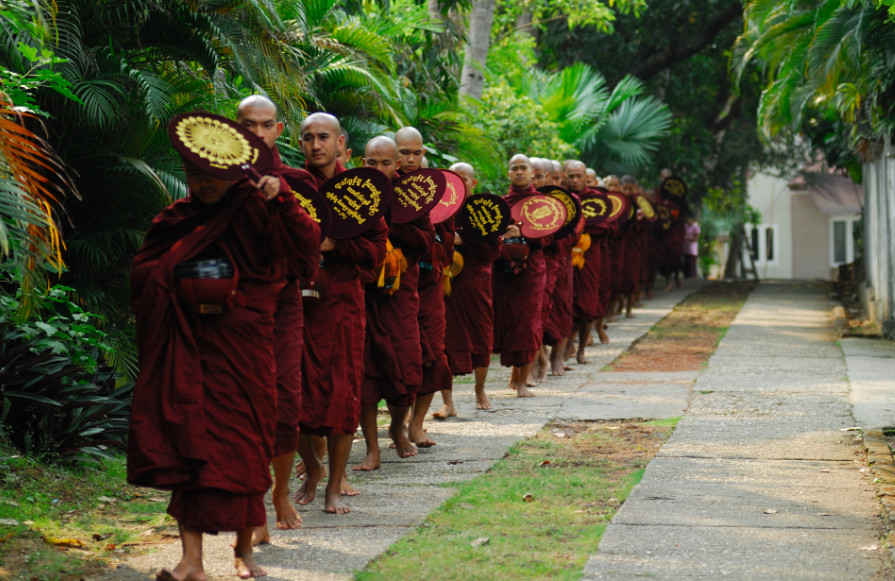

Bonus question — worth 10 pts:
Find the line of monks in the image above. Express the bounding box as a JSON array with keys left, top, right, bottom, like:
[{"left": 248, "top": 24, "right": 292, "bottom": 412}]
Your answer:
[{"left": 126, "top": 96, "right": 688, "bottom": 581}]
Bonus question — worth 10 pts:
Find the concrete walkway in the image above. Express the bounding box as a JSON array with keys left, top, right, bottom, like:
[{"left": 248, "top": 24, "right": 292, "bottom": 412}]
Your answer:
[
  {"left": 97, "top": 283, "right": 697, "bottom": 581},
  {"left": 97, "top": 280, "right": 895, "bottom": 580},
  {"left": 584, "top": 281, "right": 891, "bottom": 580}
]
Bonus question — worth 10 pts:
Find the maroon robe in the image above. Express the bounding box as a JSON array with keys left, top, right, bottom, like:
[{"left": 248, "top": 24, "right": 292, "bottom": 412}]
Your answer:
[
  {"left": 300, "top": 162, "right": 388, "bottom": 434},
  {"left": 572, "top": 188, "right": 608, "bottom": 322},
  {"left": 492, "top": 184, "right": 548, "bottom": 367},
  {"left": 543, "top": 233, "right": 576, "bottom": 345},
  {"left": 611, "top": 221, "right": 627, "bottom": 298},
  {"left": 268, "top": 148, "right": 321, "bottom": 456},
  {"left": 445, "top": 231, "right": 501, "bottom": 375},
  {"left": 129, "top": 177, "right": 314, "bottom": 533},
  {"left": 596, "top": 223, "right": 615, "bottom": 318},
  {"left": 418, "top": 218, "right": 454, "bottom": 396},
  {"left": 622, "top": 214, "right": 648, "bottom": 294},
  {"left": 363, "top": 211, "right": 435, "bottom": 407}
]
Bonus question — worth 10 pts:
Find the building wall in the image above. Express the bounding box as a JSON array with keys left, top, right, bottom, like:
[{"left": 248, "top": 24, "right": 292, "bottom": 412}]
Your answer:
[
  {"left": 746, "top": 173, "right": 794, "bottom": 278},
  {"left": 791, "top": 192, "right": 833, "bottom": 279}
]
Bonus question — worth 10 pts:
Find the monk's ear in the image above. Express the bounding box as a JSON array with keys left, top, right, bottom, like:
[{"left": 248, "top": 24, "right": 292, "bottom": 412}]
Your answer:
[
  {"left": 275, "top": 121, "right": 284, "bottom": 139},
  {"left": 472, "top": 178, "right": 478, "bottom": 190},
  {"left": 396, "top": 158, "right": 402, "bottom": 170}
]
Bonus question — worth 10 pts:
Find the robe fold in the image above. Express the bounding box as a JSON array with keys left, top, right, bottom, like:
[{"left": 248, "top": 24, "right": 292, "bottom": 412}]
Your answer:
[
  {"left": 300, "top": 161, "right": 388, "bottom": 434},
  {"left": 622, "top": 213, "right": 648, "bottom": 295},
  {"left": 363, "top": 211, "right": 435, "bottom": 407},
  {"left": 128, "top": 178, "right": 311, "bottom": 533},
  {"left": 268, "top": 148, "right": 321, "bottom": 456},
  {"left": 445, "top": 229, "right": 501, "bottom": 375},
  {"left": 418, "top": 218, "right": 454, "bottom": 396},
  {"left": 571, "top": 189, "right": 608, "bottom": 322},
  {"left": 492, "top": 184, "right": 548, "bottom": 367},
  {"left": 543, "top": 232, "right": 576, "bottom": 345}
]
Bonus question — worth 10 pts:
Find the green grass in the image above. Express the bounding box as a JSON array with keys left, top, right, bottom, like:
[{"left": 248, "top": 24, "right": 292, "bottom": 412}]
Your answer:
[
  {"left": 0, "top": 435, "right": 171, "bottom": 580},
  {"left": 357, "top": 419, "right": 677, "bottom": 581}
]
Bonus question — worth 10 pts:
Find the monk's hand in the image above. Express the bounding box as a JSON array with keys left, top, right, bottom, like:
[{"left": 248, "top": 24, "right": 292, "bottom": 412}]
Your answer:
[
  {"left": 320, "top": 237, "right": 336, "bottom": 252},
  {"left": 454, "top": 232, "right": 462, "bottom": 245},
  {"left": 505, "top": 224, "right": 521, "bottom": 238},
  {"left": 254, "top": 175, "right": 281, "bottom": 200}
]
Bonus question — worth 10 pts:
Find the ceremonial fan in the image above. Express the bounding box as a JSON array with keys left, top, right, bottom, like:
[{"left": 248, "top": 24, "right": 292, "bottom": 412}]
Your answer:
[{"left": 167, "top": 111, "right": 276, "bottom": 315}]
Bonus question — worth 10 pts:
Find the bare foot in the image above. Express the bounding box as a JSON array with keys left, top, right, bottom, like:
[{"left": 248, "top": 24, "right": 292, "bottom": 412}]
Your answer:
[
  {"left": 432, "top": 404, "right": 457, "bottom": 419},
  {"left": 550, "top": 361, "right": 566, "bottom": 376},
  {"left": 663, "top": 285, "right": 672, "bottom": 292},
  {"left": 294, "top": 460, "right": 306, "bottom": 481},
  {"left": 272, "top": 493, "right": 301, "bottom": 530},
  {"left": 340, "top": 476, "right": 360, "bottom": 496},
  {"left": 389, "top": 424, "right": 418, "bottom": 458},
  {"left": 352, "top": 450, "right": 381, "bottom": 471},
  {"left": 249, "top": 526, "right": 270, "bottom": 547},
  {"left": 234, "top": 551, "right": 266, "bottom": 579},
  {"left": 516, "top": 385, "right": 534, "bottom": 397},
  {"left": 410, "top": 426, "right": 436, "bottom": 448},
  {"left": 156, "top": 565, "right": 206, "bottom": 581},
  {"left": 475, "top": 388, "right": 492, "bottom": 410},
  {"left": 625, "top": 312, "right": 635, "bottom": 318},
  {"left": 324, "top": 489, "right": 351, "bottom": 514},
  {"left": 564, "top": 364, "right": 573, "bottom": 371},
  {"left": 293, "top": 464, "right": 323, "bottom": 506},
  {"left": 597, "top": 326, "right": 610, "bottom": 344},
  {"left": 576, "top": 349, "right": 589, "bottom": 365}
]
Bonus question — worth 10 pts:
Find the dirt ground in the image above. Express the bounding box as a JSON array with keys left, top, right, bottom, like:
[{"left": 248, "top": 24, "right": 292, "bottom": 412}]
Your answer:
[{"left": 609, "top": 281, "right": 756, "bottom": 372}]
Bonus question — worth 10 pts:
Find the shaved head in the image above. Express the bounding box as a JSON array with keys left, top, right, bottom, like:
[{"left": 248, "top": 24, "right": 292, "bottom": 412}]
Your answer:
[
  {"left": 660, "top": 168, "right": 673, "bottom": 180},
  {"left": 300, "top": 112, "right": 344, "bottom": 176},
  {"left": 450, "top": 162, "right": 477, "bottom": 195},
  {"left": 531, "top": 157, "right": 553, "bottom": 189},
  {"left": 508, "top": 154, "right": 533, "bottom": 189},
  {"left": 509, "top": 153, "right": 532, "bottom": 166},
  {"left": 237, "top": 94, "right": 278, "bottom": 119},
  {"left": 364, "top": 135, "right": 401, "bottom": 179},
  {"left": 565, "top": 161, "right": 587, "bottom": 193},
  {"left": 395, "top": 126, "right": 425, "bottom": 173}
]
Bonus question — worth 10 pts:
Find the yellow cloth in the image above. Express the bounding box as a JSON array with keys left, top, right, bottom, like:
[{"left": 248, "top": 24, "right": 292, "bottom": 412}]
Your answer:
[
  {"left": 443, "top": 251, "right": 464, "bottom": 297},
  {"left": 571, "top": 233, "right": 591, "bottom": 270},
  {"left": 376, "top": 239, "right": 408, "bottom": 295}
]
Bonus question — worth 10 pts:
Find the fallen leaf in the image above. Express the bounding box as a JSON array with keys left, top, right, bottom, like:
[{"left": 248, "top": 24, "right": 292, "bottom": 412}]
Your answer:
[
  {"left": 763, "top": 509, "right": 778, "bottom": 514},
  {"left": 105, "top": 544, "right": 116, "bottom": 551},
  {"left": 522, "top": 493, "right": 534, "bottom": 502},
  {"left": 92, "top": 533, "right": 112, "bottom": 541},
  {"left": 539, "top": 460, "right": 551, "bottom": 467},
  {"left": 861, "top": 545, "right": 879, "bottom": 552},
  {"left": 470, "top": 537, "right": 490, "bottom": 548},
  {"left": 47, "top": 537, "right": 86, "bottom": 548}
]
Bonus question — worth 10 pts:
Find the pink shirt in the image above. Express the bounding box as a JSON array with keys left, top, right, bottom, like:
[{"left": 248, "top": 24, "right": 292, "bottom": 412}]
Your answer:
[{"left": 684, "top": 222, "right": 700, "bottom": 256}]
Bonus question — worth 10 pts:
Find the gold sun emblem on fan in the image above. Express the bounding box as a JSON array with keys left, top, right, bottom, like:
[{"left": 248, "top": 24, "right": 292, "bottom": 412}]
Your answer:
[{"left": 176, "top": 115, "right": 256, "bottom": 170}]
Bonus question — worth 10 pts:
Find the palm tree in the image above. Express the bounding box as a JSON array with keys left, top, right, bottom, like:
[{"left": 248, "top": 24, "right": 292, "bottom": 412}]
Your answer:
[
  {"left": 733, "top": 0, "right": 895, "bottom": 141},
  {"left": 509, "top": 62, "right": 672, "bottom": 174}
]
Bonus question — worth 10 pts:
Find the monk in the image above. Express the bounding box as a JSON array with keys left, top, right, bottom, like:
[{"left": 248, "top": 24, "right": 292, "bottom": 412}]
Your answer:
[
  {"left": 394, "top": 127, "right": 453, "bottom": 448},
  {"left": 604, "top": 174, "right": 626, "bottom": 321},
  {"left": 355, "top": 135, "right": 433, "bottom": 470},
  {"left": 129, "top": 125, "right": 319, "bottom": 580},
  {"left": 619, "top": 175, "right": 647, "bottom": 318},
  {"left": 235, "top": 95, "right": 321, "bottom": 545},
  {"left": 552, "top": 160, "right": 564, "bottom": 187},
  {"left": 437, "top": 162, "right": 501, "bottom": 416},
  {"left": 492, "top": 154, "right": 548, "bottom": 396},
  {"left": 336, "top": 127, "right": 353, "bottom": 167},
  {"left": 295, "top": 113, "right": 388, "bottom": 514},
  {"left": 530, "top": 157, "right": 562, "bottom": 381},
  {"left": 586, "top": 168, "right": 598, "bottom": 188},
  {"left": 566, "top": 161, "right": 608, "bottom": 364}
]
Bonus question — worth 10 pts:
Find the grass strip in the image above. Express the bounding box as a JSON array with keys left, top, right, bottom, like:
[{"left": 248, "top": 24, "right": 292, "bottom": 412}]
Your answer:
[{"left": 357, "top": 418, "right": 677, "bottom": 581}]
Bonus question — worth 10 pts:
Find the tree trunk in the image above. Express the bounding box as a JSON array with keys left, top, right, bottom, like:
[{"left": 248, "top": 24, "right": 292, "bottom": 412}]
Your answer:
[
  {"left": 515, "top": 9, "right": 535, "bottom": 43},
  {"left": 428, "top": 0, "right": 441, "bottom": 22},
  {"left": 459, "top": 0, "right": 496, "bottom": 99},
  {"left": 723, "top": 224, "right": 744, "bottom": 279}
]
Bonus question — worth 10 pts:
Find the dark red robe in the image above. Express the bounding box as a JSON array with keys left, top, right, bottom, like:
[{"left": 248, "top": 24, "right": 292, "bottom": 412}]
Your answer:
[
  {"left": 543, "top": 233, "right": 576, "bottom": 345},
  {"left": 622, "top": 214, "right": 648, "bottom": 295},
  {"left": 128, "top": 177, "right": 314, "bottom": 533},
  {"left": 268, "top": 148, "right": 321, "bottom": 456},
  {"left": 418, "top": 218, "right": 454, "bottom": 396},
  {"left": 445, "top": 230, "right": 501, "bottom": 375},
  {"left": 363, "top": 212, "right": 435, "bottom": 407},
  {"left": 572, "top": 188, "right": 608, "bottom": 322},
  {"left": 300, "top": 162, "right": 388, "bottom": 434},
  {"left": 492, "top": 184, "right": 548, "bottom": 367},
  {"left": 596, "top": 222, "right": 615, "bottom": 318}
]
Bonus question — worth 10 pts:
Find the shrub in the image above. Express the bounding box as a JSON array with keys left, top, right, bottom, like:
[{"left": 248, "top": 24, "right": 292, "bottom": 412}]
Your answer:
[{"left": 0, "top": 286, "right": 133, "bottom": 464}]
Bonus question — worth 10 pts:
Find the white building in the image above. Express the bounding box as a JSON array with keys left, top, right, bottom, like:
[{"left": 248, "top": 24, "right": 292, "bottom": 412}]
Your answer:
[{"left": 745, "top": 170, "right": 863, "bottom": 280}]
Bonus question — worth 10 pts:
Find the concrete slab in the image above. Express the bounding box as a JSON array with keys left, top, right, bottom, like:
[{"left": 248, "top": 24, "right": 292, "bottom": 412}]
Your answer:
[
  {"left": 841, "top": 337, "right": 895, "bottom": 359},
  {"left": 584, "top": 525, "right": 884, "bottom": 581}
]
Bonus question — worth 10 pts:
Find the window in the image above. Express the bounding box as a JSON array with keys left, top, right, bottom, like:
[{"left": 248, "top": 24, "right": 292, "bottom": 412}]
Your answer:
[
  {"left": 830, "top": 217, "right": 858, "bottom": 266},
  {"left": 745, "top": 224, "right": 778, "bottom": 266}
]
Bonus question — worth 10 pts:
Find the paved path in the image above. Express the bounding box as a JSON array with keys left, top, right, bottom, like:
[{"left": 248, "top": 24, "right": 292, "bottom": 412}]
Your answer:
[
  {"left": 97, "top": 284, "right": 697, "bottom": 581},
  {"left": 583, "top": 281, "right": 891, "bottom": 580}
]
